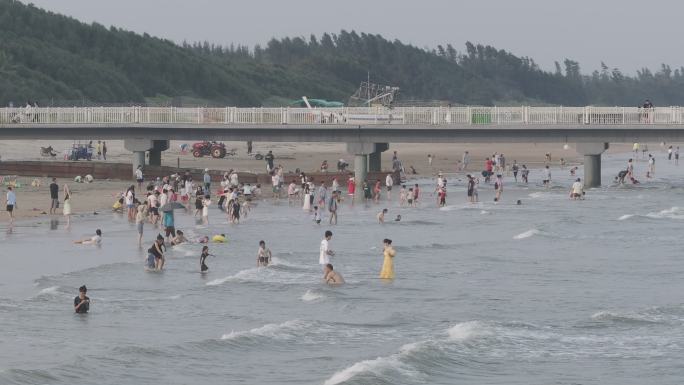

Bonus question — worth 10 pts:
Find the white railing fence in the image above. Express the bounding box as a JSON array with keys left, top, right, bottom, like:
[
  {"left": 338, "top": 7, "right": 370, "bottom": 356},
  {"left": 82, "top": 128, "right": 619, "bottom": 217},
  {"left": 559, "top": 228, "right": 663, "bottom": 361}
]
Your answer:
[{"left": 1, "top": 106, "right": 683, "bottom": 126}]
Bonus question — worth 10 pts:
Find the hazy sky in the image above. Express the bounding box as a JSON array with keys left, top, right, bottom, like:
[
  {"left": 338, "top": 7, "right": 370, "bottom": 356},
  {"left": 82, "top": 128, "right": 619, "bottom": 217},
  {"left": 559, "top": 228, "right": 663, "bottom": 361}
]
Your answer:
[{"left": 22, "top": 0, "right": 681, "bottom": 73}]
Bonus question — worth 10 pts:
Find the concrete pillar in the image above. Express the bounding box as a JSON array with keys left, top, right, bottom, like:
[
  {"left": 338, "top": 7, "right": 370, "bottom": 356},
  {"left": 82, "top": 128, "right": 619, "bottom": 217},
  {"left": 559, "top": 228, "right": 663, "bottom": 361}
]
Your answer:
[
  {"left": 576, "top": 142, "right": 609, "bottom": 188},
  {"left": 368, "top": 152, "right": 381, "bottom": 172},
  {"left": 354, "top": 154, "right": 368, "bottom": 201},
  {"left": 148, "top": 150, "right": 162, "bottom": 166},
  {"left": 132, "top": 151, "right": 145, "bottom": 175},
  {"left": 148, "top": 140, "right": 169, "bottom": 167},
  {"left": 584, "top": 154, "right": 601, "bottom": 188}
]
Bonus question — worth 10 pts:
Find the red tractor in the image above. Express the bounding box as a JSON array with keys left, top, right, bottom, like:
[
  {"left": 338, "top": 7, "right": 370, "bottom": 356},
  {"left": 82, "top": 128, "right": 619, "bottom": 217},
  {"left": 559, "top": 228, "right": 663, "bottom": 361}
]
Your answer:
[{"left": 192, "top": 141, "right": 227, "bottom": 158}]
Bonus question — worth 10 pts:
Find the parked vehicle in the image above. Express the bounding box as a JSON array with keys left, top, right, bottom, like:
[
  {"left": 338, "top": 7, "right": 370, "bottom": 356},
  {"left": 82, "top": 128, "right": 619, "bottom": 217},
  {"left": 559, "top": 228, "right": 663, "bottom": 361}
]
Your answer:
[
  {"left": 69, "top": 144, "right": 91, "bottom": 161},
  {"left": 192, "top": 141, "right": 227, "bottom": 158},
  {"left": 40, "top": 146, "right": 57, "bottom": 157}
]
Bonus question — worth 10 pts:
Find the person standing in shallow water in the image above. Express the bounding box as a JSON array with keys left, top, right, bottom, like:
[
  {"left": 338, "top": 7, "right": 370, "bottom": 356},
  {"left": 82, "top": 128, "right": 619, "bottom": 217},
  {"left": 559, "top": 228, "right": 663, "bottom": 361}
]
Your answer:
[
  {"left": 200, "top": 246, "right": 210, "bottom": 272},
  {"left": 74, "top": 285, "right": 90, "bottom": 314},
  {"left": 379, "top": 239, "right": 396, "bottom": 280}
]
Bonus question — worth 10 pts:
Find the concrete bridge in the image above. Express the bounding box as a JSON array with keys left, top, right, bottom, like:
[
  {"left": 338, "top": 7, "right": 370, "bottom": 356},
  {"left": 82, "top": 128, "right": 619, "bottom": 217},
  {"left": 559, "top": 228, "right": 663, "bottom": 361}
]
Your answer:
[{"left": 2, "top": 105, "right": 684, "bottom": 193}]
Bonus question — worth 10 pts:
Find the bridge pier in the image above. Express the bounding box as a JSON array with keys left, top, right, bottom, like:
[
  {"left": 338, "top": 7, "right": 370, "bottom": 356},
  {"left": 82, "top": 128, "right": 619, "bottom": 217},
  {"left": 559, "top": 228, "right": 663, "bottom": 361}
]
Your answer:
[
  {"left": 576, "top": 142, "right": 609, "bottom": 188},
  {"left": 132, "top": 151, "right": 145, "bottom": 173},
  {"left": 368, "top": 143, "right": 389, "bottom": 172},
  {"left": 124, "top": 138, "right": 153, "bottom": 176},
  {"left": 148, "top": 140, "right": 169, "bottom": 167},
  {"left": 347, "top": 142, "right": 379, "bottom": 201}
]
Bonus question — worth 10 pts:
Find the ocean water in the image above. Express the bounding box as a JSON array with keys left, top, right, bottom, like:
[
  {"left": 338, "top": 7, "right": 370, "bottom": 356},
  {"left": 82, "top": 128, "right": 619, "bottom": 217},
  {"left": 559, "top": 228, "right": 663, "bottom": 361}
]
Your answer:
[{"left": 2, "top": 152, "right": 684, "bottom": 385}]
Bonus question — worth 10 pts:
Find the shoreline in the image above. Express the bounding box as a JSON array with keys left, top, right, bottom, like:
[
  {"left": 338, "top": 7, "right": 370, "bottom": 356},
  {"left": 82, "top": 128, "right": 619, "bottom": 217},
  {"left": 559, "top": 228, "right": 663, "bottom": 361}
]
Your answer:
[{"left": 0, "top": 142, "right": 651, "bottom": 223}]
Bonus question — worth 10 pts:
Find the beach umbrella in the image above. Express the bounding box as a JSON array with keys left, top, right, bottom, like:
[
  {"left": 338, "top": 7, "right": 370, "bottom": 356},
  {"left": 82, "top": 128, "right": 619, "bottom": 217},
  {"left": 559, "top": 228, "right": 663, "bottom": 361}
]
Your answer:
[{"left": 160, "top": 201, "right": 185, "bottom": 212}]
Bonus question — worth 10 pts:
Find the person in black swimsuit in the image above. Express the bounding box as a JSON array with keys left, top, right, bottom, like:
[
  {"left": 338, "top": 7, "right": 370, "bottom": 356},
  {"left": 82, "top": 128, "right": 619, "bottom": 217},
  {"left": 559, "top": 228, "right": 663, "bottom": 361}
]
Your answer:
[
  {"left": 200, "top": 246, "right": 210, "bottom": 272},
  {"left": 147, "top": 235, "right": 165, "bottom": 270}
]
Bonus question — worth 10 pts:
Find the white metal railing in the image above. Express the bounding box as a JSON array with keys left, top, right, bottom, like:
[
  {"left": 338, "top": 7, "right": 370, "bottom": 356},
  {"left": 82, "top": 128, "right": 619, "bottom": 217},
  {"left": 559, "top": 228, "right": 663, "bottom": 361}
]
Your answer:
[{"left": 1, "top": 106, "right": 684, "bottom": 126}]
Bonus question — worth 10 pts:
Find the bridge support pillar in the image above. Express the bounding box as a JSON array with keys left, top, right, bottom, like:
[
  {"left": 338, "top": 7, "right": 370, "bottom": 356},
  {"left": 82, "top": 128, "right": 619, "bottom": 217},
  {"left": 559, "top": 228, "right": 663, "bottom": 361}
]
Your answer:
[
  {"left": 368, "top": 143, "right": 389, "bottom": 172},
  {"left": 354, "top": 154, "right": 368, "bottom": 201},
  {"left": 347, "top": 142, "right": 378, "bottom": 201},
  {"left": 132, "top": 151, "right": 145, "bottom": 174},
  {"left": 576, "top": 142, "right": 609, "bottom": 188},
  {"left": 124, "top": 138, "right": 154, "bottom": 176},
  {"left": 148, "top": 140, "right": 169, "bottom": 167}
]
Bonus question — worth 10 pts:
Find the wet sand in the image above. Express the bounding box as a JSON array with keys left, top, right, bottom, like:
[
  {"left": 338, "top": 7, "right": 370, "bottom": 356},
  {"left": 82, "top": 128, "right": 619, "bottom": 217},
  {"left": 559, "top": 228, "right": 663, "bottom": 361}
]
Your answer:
[{"left": 0, "top": 140, "right": 640, "bottom": 222}]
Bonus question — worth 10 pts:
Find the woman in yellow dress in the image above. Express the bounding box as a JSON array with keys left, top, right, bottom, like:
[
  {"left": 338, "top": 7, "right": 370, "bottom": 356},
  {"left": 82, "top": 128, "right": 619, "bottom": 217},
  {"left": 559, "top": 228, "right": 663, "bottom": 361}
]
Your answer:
[{"left": 379, "top": 238, "right": 396, "bottom": 279}]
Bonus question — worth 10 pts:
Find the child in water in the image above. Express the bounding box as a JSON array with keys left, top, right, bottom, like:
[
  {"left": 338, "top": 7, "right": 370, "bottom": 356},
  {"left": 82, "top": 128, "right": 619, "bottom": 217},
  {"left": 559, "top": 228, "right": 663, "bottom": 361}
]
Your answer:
[
  {"left": 313, "top": 206, "right": 322, "bottom": 224},
  {"left": 200, "top": 246, "right": 210, "bottom": 272}
]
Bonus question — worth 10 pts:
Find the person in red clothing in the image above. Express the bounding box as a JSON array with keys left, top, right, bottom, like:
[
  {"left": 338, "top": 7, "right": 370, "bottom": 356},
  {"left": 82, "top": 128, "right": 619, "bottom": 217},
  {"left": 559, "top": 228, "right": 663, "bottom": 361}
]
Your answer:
[
  {"left": 438, "top": 187, "right": 447, "bottom": 207},
  {"left": 484, "top": 158, "right": 493, "bottom": 183},
  {"left": 373, "top": 180, "right": 382, "bottom": 203},
  {"left": 413, "top": 184, "right": 421, "bottom": 205},
  {"left": 347, "top": 176, "right": 356, "bottom": 204}
]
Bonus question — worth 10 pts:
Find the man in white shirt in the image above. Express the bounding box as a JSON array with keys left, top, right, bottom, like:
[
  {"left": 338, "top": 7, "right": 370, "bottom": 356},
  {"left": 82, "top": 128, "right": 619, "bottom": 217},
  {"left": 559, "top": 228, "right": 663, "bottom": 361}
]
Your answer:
[
  {"left": 135, "top": 166, "right": 144, "bottom": 189},
  {"left": 570, "top": 178, "right": 584, "bottom": 200},
  {"left": 385, "top": 173, "right": 394, "bottom": 200},
  {"left": 319, "top": 230, "right": 335, "bottom": 270},
  {"left": 229, "top": 170, "right": 239, "bottom": 187}
]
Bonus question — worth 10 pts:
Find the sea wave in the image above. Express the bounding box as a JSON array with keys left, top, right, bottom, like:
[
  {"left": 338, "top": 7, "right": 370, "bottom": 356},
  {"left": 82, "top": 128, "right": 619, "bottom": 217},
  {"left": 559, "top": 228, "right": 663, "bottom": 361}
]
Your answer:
[
  {"left": 324, "top": 342, "right": 425, "bottom": 385},
  {"left": 220, "top": 319, "right": 312, "bottom": 342},
  {"left": 617, "top": 214, "right": 634, "bottom": 220},
  {"left": 513, "top": 229, "right": 540, "bottom": 240},
  {"left": 645, "top": 206, "right": 684, "bottom": 220},
  {"left": 301, "top": 289, "right": 325, "bottom": 302}
]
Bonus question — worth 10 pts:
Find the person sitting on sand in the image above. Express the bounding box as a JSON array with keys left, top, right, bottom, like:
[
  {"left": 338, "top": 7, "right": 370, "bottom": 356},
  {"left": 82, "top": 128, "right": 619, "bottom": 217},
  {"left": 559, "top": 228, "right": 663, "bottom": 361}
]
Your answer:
[
  {"left": 323, "top": 263, "right": 344, "bottom": 285},
  {"left": 74, "top": 229, "right": 102, "bottom": 245}
]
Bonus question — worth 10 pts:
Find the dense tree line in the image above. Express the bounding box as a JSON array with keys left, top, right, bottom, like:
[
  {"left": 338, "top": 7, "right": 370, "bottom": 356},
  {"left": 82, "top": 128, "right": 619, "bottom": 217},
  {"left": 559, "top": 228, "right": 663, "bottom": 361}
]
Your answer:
[{"left": 2, "top": 0, "right": 684, "bottom": 107}]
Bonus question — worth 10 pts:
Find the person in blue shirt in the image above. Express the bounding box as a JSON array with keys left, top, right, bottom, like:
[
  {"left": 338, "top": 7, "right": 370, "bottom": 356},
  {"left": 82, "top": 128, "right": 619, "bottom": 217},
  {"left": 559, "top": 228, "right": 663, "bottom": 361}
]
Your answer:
[
  {"left": 203, "top": 169, "right": 211, "bottom": 195},
  {"left": 162, "top": 210, "right": 175, "bottom": 240},
  {"left": 6, "top": 186, "right": 16, "bottom": 223}
]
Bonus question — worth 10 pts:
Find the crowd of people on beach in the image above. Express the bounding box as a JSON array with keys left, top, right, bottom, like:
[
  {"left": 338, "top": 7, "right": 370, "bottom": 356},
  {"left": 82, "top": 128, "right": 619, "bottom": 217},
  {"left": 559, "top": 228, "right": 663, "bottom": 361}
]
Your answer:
[{"left": 1, "top": 144, "right": 678, "bottom": 313}]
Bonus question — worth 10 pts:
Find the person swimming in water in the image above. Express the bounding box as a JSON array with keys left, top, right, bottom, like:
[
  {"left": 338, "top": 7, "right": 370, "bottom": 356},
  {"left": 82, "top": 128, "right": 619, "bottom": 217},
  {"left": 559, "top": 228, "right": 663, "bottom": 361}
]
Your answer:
[
  {"left": 394, "top": 214, "right": 402, "bottom": 222},
  {"left": 200, "top": 246, "right": 210, "bottom": 272},
  {"left": 323, "top": 263, "right": 344, "bottom": 285},
  {"left": 256, "top": 240, "right": 272, "bottom": 267}
]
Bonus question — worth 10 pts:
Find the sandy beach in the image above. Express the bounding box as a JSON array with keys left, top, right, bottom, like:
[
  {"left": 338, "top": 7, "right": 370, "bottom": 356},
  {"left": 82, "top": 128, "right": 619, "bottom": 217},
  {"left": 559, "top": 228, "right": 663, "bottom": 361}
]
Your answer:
[{"left": 0, "top": 139, "right": 642, "bottom": 222}]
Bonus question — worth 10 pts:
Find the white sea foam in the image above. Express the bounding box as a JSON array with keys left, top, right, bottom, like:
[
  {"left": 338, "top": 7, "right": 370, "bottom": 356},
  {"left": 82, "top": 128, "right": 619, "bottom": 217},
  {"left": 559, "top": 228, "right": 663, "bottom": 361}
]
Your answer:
[
  {"left": 301, "top": 289, "right": 324, "bottom": 302},
  {"left": 447, "top": 321, "right": 492, "bottom": 341},
  {"left": 37, "top": 286, "right": 60, "bottom": 296},
  {"left": 206, "top": 266, "right": 310, "bottom": 286},
  {"left": 221, "top": 319, "right": 308, "bottom": 341},
  {"left": 646, "top": 206, "right": 684, "bottom": 219},
  {"left": 480, "top": 210, "right": 490, "bottom": 215},
  {"left": 617, "top": 214, "right": 634, "bottom": 220},
  {"left": 513, "top": 229, "right": 539, "bottom": 240},
  {"left": 323, "top": 343, "right": 423, "bottom": 385}
]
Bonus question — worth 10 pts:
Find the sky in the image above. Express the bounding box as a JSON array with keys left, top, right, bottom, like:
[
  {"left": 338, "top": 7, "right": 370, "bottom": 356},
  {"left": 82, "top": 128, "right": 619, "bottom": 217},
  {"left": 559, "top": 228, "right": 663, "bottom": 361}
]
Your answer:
[{"left": 21, "top": 0, "right": 682, "bottom": 74}]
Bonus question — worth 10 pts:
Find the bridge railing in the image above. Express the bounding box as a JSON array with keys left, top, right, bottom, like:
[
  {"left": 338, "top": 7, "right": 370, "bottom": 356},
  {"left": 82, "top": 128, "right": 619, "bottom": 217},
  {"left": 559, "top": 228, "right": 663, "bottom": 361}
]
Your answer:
[{"left": 1, "top": 106, "right": 683, "bottom": 126}]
